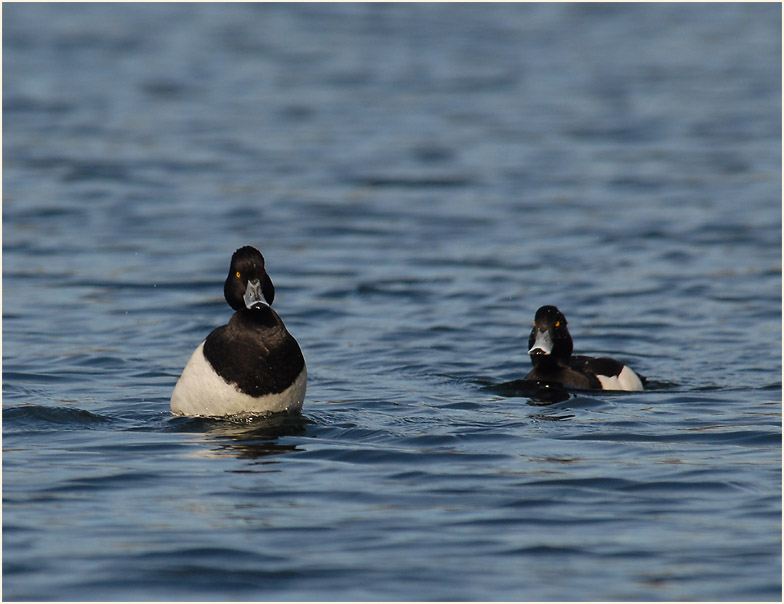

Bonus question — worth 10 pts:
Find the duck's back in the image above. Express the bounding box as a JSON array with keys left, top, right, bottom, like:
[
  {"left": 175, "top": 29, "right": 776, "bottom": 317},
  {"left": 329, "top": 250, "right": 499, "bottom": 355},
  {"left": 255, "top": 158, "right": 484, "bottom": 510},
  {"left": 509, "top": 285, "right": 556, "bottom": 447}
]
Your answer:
[{"left": 571, "top": 355, "right": 644, "bottom": 391}]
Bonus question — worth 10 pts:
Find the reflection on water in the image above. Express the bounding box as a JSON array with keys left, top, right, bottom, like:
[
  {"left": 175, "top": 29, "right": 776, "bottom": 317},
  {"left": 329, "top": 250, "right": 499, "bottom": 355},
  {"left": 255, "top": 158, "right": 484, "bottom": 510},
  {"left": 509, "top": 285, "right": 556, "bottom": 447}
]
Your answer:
[
  {"left": 487, "top": 379, "right": 572, "bottom": 404},
  {"left": 176, "top": 412, "right": 310, "bottom": 460}
]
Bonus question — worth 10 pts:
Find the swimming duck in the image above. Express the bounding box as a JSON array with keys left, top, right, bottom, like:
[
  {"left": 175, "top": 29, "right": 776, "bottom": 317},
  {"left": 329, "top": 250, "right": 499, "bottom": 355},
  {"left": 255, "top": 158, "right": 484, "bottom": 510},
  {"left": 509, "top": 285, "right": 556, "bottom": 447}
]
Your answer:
[
  {"left": 525, "top": 305, "right": 644, "bottom": 391},
  {"left": 170, "top": 246, "right": 307, "bottom": 417}
]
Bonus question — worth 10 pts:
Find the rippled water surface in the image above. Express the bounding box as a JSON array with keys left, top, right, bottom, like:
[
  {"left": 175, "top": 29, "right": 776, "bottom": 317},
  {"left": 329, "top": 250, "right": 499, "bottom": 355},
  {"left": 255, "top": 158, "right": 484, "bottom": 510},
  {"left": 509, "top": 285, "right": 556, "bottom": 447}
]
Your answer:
[{"left": 3, "top": 3, "right": 781, "bottom": 601}]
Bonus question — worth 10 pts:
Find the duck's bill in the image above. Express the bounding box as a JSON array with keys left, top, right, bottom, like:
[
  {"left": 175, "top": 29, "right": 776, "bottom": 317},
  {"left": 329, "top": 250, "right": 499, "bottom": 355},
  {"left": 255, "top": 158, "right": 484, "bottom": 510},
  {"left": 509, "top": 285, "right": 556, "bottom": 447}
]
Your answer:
[
  {"left": 244, "top": 279, "right": 270, "bottom": 310},
  {"left": 528, "top": 329, "right": 553, "bottom": 356}
]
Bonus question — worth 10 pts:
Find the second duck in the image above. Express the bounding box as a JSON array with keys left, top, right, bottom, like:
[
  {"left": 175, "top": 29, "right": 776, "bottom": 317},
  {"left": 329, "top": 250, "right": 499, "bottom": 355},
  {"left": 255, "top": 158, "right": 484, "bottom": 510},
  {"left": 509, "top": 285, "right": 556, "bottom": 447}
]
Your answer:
[{"left": 525, "top": 305, "right": 644, "bottom": 391}]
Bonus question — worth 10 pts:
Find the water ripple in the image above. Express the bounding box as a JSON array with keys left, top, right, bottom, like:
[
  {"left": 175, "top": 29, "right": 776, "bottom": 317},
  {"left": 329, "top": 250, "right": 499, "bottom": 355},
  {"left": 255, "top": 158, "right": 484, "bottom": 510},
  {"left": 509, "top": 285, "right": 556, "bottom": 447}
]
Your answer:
[{"left": 3, "top": 405, "right": 113, "bottom": 430}]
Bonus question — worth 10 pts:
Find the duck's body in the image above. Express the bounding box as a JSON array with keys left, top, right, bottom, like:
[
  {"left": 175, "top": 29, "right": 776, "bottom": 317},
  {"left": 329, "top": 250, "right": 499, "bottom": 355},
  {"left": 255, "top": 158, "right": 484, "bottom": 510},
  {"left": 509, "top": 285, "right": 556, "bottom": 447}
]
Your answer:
[
  {"left": 171, "top": 246, "right": 307, "bottom": 417},
  {"left": 525, "top": 305, "right": 644, "bottom": 392}
]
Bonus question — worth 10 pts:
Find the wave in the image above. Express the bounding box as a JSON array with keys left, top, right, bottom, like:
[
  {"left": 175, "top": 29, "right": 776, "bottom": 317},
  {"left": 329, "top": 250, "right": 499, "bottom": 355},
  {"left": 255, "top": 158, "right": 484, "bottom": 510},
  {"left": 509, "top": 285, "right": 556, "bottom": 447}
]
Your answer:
[{"left": 3, "top": 404, "right": 113, "bottom": 430}]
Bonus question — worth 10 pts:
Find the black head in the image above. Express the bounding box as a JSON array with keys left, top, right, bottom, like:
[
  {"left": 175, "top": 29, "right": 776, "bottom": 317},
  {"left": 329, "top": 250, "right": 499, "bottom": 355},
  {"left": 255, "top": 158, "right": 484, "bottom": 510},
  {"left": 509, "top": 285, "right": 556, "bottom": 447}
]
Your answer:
[
  {"left": 528, "top": 305, "right": 573, "bottom": 366},
  {"left": 223, "top": 246, "right": 275, "bottom": 311}
]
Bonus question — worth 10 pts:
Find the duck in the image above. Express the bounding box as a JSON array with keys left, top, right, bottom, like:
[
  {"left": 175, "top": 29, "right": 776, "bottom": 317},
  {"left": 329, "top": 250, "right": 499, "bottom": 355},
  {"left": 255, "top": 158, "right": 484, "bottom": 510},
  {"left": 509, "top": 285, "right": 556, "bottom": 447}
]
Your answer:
[
  {"left": 170, "top": 246, "right": 307, "bottom": 417},
  {"left": 525, "top": 305, "right": 644, "bottom": 391}
]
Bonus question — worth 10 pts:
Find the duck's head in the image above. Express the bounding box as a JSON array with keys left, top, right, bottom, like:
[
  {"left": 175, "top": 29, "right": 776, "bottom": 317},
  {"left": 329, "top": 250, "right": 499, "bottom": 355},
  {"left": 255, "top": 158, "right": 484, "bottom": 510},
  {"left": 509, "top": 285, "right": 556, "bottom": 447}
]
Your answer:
[
  {"left": 528, "top": 305, "right": 573, "bottom": 366},
  {"left": 224, "top": 246, "right": 275, "bottom": 311}
]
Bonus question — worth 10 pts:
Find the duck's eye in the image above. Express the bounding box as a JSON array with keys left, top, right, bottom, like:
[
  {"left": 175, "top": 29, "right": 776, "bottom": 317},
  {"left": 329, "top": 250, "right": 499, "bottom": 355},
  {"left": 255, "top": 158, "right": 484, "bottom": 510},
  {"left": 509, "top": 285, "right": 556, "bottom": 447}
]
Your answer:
[
  {"left": 532, "top": 321, "right": 536, "bottom": 327},
  {"left": 555, "top": 321, "right": 560, "bottom": 327},
  {"left": 235, "top": 271, "right": 241, "bottom": 279}
]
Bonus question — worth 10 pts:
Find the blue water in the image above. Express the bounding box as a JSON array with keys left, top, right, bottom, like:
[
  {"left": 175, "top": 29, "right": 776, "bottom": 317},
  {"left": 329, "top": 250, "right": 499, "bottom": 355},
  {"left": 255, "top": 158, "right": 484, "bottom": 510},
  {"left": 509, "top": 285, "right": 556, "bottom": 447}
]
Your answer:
[{"left": 3, "top": 3, "right": 781, "bottom": 601}]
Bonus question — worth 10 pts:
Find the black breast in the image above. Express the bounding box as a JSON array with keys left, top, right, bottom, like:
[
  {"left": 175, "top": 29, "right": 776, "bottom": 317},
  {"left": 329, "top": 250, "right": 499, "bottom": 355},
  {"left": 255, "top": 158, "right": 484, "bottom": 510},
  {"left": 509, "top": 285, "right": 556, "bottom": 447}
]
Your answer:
[
  {"left": 525, "top": 364, "right": 601, "bottom": 390},
  {"left": 203, "top": 308, "right": 305, "bottom": 397}
]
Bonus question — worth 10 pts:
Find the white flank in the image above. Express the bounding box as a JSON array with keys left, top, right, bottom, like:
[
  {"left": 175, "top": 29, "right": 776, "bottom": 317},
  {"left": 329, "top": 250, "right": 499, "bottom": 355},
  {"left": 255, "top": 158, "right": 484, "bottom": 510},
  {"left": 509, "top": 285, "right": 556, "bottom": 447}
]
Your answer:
[
  {"left": 596, "top": 365, "right": 644, "bottom": 392},
  {"left": 170, "top": 341, "right": 307, "bottom": 417}
]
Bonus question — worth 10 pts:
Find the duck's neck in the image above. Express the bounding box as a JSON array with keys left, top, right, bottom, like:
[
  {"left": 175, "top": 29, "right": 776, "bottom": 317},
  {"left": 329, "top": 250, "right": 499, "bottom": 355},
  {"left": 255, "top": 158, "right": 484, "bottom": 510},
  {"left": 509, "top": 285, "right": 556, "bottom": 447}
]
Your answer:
[{"left": 232, "top": 306, "right": 280, "bottom": 330}]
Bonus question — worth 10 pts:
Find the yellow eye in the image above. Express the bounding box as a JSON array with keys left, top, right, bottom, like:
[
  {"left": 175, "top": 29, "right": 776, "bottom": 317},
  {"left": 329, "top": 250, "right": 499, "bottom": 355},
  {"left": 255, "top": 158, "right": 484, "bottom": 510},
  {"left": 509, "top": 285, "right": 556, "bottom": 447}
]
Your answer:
[
  {"left": 555, "top": 321, "right": 560, "bottom": 327},
  {"left": 533, "top": 321, "right": 536, "bottom": 327},
  {"left": 235, "top": 271, "right": 241, "bottom": 279}
]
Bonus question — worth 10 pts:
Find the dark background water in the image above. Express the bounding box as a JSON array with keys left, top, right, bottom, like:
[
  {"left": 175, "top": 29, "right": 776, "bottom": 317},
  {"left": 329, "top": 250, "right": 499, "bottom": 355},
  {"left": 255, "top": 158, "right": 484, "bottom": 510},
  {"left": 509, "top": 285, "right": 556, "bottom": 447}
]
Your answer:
[{"left": 3, "top": 3, "right": 781, "bottom": 601}]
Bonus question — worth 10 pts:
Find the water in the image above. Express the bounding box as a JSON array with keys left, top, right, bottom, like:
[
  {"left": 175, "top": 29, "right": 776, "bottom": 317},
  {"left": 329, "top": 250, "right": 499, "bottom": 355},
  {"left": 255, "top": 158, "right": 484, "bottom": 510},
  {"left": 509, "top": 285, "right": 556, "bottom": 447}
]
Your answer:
[{"left": 3, "top": 3, "right": 781, "bottom": 601}]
